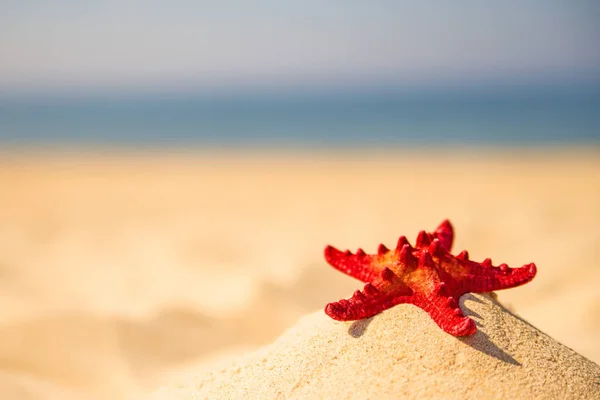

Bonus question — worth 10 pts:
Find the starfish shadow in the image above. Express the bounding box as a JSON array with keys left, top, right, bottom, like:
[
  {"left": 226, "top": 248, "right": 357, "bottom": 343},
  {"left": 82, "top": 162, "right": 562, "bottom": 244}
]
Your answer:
[
  {"left": 459, "top": 328, "right": 521, "bottom": 366},
  {"left": 459, "top": 295, "right": 521, "bottom": 366},
  {"left": 464, "top": 309, "right": 482, "bottom": 319},
  {"left": 348, "top": 316, "right": 374, "bottom": 338}
]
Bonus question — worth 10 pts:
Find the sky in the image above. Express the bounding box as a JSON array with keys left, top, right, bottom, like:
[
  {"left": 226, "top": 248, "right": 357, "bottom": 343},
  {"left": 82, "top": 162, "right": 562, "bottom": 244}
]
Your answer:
[{"left": 1, "top": 1, "right": 599, "bottom": 93}]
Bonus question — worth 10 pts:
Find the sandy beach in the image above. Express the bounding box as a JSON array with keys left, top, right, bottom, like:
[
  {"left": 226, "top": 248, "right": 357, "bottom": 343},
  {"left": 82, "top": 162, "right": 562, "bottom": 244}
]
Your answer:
[
  {"left": 153, "top": 293, "right": 600, "bottom": 399},
  {"left": 0, "top": 148, "right": 599, "bottom": 399}
]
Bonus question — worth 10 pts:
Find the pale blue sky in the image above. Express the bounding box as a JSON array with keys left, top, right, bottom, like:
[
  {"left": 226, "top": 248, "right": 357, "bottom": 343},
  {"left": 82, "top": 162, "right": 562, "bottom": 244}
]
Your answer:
[{"left": 1, "top": 1, "right": 599, "bottom": 91}]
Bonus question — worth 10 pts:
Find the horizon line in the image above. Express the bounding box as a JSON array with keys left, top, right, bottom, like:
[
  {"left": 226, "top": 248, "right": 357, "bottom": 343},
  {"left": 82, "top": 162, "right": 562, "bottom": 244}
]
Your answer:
[{"left": 2, "top": 76, "right": 600, "bottom": 100}]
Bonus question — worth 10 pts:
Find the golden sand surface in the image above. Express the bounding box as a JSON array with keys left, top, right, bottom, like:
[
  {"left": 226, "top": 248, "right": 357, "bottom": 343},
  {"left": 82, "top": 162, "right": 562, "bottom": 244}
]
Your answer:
[
  {"left": 154, "top": 293, "right": 600, "bottom": 399},
  {"left": 0, "top": 148, "right": 599, "bottom": 399}
]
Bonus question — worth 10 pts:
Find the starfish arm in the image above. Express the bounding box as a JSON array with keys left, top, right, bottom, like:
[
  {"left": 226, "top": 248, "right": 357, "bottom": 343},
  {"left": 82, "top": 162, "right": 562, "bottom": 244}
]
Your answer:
[
  {"left": 324, "top": 245, "right": 382, "bottom": 283},
  {"left": 324, "top": 268, "right": 412, "bottom": 320},
  {"left": 414, "top": 288, "right": 477, "bottom": 336},
  {"left": 430, "top": 244, "right": 538, "bottom": 294},
  {"left": 325, "top": 290, "right": 413, "bottom": 321},
  {"left": 458, "top": 262, "right": 537, "bottom": 293}
]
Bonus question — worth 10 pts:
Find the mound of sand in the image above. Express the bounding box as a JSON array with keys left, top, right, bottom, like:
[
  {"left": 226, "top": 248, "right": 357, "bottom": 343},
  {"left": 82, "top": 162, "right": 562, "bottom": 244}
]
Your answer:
[{"left": 153, "top": 293, "right": 600, "bottom": 399}]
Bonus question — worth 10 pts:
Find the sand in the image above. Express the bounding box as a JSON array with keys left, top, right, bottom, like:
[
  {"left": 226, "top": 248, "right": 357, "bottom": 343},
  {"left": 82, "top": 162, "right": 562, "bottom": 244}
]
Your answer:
[
  {"left": 0, "top": 148, "right": 599, "bottom": 399},
  {"left": 154, "top": 293, "right": 600, "bottom": 399}
]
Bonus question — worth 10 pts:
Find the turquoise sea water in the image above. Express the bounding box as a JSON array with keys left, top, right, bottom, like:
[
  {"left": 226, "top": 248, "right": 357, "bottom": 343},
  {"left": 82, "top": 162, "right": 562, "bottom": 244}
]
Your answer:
[{"left": 1, "top": 85, "right": 599, "bottom": 149}]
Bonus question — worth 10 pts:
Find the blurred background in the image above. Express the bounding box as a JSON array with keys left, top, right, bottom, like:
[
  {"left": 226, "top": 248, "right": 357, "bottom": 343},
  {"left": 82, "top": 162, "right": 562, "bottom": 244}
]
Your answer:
[
  {"left": 0, "top": 2, "right": 599, "bottom": 399},
  {"left": 1, "top": 1, "right": 599, "bottom": 148}
]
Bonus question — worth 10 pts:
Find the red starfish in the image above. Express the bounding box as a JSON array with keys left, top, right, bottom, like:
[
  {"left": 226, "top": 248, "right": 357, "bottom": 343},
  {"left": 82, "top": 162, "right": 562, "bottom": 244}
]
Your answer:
[{"left": 324, "top": 220, "right": 537, "bottom": 336}]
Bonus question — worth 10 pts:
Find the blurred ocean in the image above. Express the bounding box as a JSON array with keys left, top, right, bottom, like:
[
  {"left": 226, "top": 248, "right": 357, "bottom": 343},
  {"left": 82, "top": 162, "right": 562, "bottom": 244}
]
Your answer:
[{"left": 1, "top": 84, "right": 599, "bottom": 149}]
